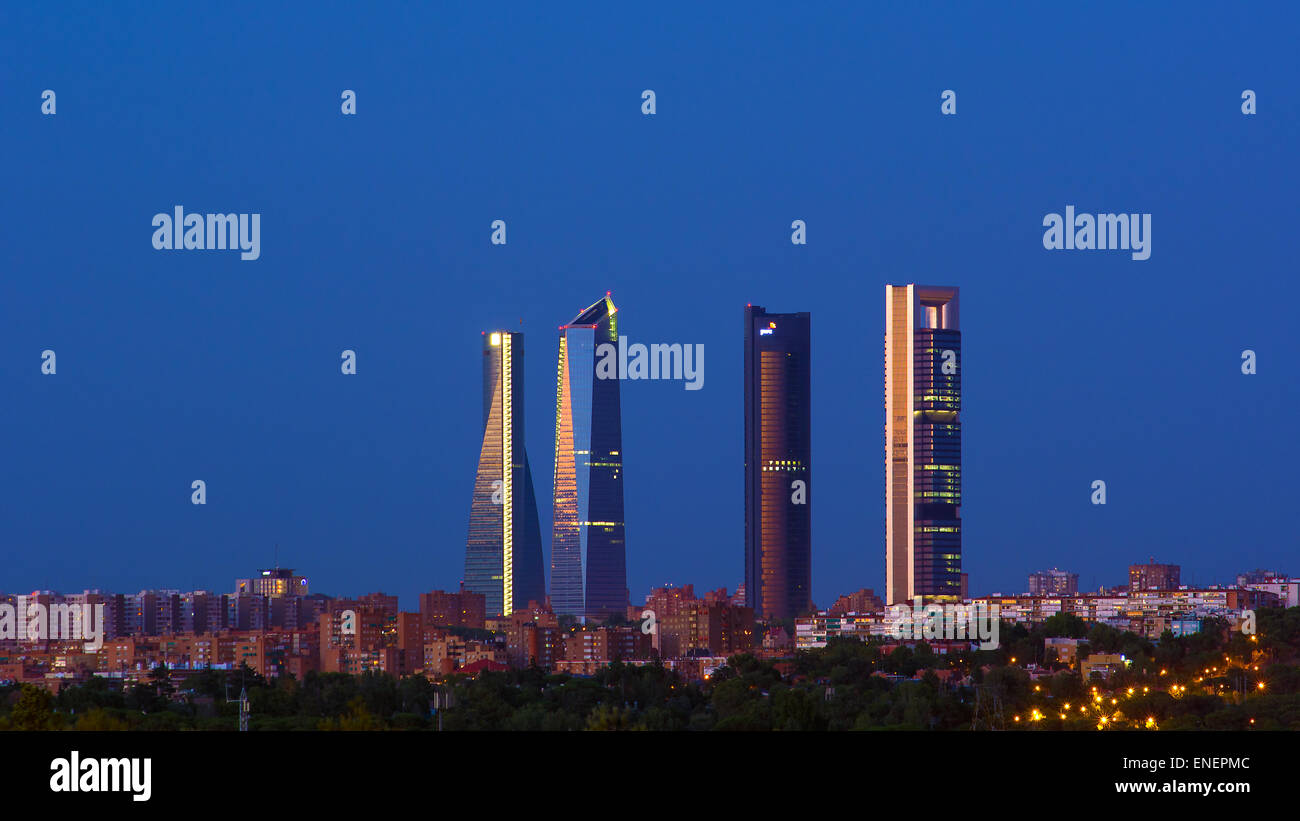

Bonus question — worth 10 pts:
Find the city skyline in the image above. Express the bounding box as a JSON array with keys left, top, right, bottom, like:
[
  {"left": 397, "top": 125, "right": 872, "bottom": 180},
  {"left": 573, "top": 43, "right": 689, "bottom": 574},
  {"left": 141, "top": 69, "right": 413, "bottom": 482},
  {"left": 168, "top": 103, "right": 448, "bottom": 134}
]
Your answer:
[
  {"left": 5, "top": 278, "right": 1289, "bottom": 609},
  {"left": 3, "top": 2, "right": 1298, "bottom": 792},
  {"left": 7, "top": 551, "right": 1278, "bottom": 608},
  {"left": 4, "top": 5, "right": 1295, "bottom": 612}
]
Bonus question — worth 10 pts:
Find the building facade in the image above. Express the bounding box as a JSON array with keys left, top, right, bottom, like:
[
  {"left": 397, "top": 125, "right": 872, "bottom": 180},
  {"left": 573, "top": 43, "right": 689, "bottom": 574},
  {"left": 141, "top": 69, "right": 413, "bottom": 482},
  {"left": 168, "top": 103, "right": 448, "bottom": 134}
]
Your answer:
[
  {"left": 551, "top": 295, "right": 628, "bottom": 621},
  {"left": 1129, "top": 561, "right": 1180, "bottom": 592},
  {"left": 1028, "top": 568, "right": 1079, "bottom": 596},
  {"left": 827, "top": 588, "right": 885, "bottom": 616},
  {"left": 464, "top": 330, "right": 546, "bottom": 617},
  {"left": 743, "top": 304, "right": 812, "bottom": 622},
  {"left": 885, "top": 284, "right": 962, "bottom": 604},
  {"left": 418, "top": 588, "right": 487, "bottom": 630},
  {"left": 237, "top": 567, "right": 309, "bottom": 598}
]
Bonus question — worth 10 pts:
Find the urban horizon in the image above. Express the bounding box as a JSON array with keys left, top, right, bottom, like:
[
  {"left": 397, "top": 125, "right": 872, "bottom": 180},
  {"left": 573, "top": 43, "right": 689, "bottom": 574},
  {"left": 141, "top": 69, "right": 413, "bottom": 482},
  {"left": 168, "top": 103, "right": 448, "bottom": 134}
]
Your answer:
[
  {"left": 8, "top": 285, "right": 1279, "bottom": 611},
  {"left": 3, "top": 556, "right": 1286, "bottom": 615},
  {"left": 6, "top": 284, "right": 1266, "bottom": 613},
  {"left": 4, "top": 2, "right": 1298, "bottom": 803}
]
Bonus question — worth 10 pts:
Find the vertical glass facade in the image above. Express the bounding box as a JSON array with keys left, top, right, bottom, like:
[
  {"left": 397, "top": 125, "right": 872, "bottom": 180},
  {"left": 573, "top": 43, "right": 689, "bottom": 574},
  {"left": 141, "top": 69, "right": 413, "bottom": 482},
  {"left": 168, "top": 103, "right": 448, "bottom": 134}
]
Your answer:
[
  {"left": 464, "top": 331, "right": 545, "bottom": 617},
  {"left": 885, "top": 287, "right": 912, "bottom": 605},
  {"left": 551, "top": 295, "right": 628, "bottom": 621},
  {"left": 885, "top": 285, "right": 962, "bottom": 604},
  {"left": 744, "top": 305, "right": 812, "bottom": 622}
]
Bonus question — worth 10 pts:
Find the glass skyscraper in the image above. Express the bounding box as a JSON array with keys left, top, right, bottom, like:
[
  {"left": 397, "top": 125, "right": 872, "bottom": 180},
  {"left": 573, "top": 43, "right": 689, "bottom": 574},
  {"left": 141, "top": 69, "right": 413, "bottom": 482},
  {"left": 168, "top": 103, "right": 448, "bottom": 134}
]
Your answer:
[
  {"left": 744, "top": 304, "right": 812, "bottom": 622},
  {"left": 884, "top": 284, "right": 962, "bottom": 604},
  {"left": 464, "top": 330, "right": 546, "bottom": 617},
  {"left": 550, "top": 294, "right": 628, "bottom": 621}
]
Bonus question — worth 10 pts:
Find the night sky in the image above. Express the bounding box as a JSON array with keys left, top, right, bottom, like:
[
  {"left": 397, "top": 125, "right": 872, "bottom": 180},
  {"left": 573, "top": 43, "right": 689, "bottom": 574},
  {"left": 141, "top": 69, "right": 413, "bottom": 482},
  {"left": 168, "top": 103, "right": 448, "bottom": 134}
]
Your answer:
[{"left": 3, "top": 3, "right": 1297, "bottom": 609}]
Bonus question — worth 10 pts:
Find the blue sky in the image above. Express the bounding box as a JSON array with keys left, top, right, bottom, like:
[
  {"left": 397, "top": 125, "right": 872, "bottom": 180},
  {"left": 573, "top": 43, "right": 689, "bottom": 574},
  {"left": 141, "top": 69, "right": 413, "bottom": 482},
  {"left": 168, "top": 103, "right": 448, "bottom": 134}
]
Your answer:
[{"left": 2, "top": 2, "right": 1297, "bottom": 609}]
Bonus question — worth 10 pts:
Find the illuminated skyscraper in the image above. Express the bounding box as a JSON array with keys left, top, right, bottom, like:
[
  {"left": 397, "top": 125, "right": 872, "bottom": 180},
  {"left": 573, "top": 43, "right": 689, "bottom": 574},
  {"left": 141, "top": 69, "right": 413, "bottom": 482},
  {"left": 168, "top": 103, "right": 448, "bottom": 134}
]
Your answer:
[
  {"left": 464, "top": 330, "right": 546, "bottom": 617},
  {"left": 744, "top": 305, "right": 812, "bottom": 622},
  {"left": 884, "top": 284, "right": 962, "bottom": 605},
  {"left": 551, "top": 294, "right": 628, "bottom": 621}
]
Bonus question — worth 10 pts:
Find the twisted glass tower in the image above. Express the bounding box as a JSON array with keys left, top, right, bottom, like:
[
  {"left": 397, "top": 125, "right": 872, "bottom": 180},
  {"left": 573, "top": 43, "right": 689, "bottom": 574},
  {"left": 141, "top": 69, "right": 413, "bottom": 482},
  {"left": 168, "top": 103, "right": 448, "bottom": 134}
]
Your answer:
[
  {"left": 551, "top": 294, "right": 628, "bottom": 621},
  {"left": 885, "top": 285, "right": 962, "bottom": 605},
  {"left": 464, "top": 330, "right": 545, "bottom": 617}
]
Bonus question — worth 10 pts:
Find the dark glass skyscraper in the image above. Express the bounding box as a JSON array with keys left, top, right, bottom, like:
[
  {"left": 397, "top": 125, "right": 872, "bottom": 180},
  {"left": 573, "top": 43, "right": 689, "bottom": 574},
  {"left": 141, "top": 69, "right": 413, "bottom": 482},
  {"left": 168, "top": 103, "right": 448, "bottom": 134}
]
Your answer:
[
  {"left": 744, "top": 305, "right": 812, "bottom": 622},
  {"left": 464, "top": 330, "right": 546, "bottom": 617},
  {"left": 551, "top": 294, "right": 628, "bottom": 621},
  {"left": 884, "top": 284, "right": 962, "bottom": 604}
]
